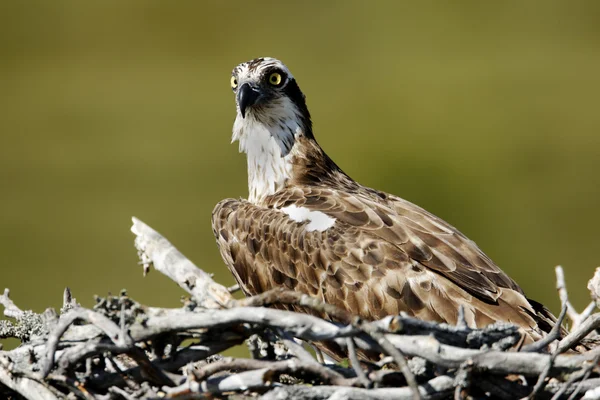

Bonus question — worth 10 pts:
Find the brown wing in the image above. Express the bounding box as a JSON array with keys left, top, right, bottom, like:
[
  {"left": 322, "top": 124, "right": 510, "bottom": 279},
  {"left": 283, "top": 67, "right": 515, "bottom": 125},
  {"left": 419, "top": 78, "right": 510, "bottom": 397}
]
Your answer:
[
  {"left": 269, "top": 186, "right": 523, "bottom": 305},
  {"left": 212, "top": 187, "right": 548, "bottom": 343}
]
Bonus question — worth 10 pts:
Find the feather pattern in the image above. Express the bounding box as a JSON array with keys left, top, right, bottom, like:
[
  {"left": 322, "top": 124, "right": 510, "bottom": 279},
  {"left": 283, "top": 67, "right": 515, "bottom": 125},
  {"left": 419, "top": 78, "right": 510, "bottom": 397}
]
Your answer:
[{"left": 213, "top": 58, "right": 558, "bottom": 361}]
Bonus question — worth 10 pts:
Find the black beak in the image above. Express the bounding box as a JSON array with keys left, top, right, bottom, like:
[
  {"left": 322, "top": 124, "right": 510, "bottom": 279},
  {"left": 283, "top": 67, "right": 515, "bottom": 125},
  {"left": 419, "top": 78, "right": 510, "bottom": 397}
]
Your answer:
[{"left": 237, "top": 83, "right": 261, "bottom": 118}]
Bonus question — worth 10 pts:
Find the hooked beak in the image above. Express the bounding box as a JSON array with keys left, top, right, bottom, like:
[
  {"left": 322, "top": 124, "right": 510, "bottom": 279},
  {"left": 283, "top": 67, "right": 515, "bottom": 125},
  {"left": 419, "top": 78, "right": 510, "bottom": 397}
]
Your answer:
[{"left": 237, "top": 83, "right": 261, "bottom": 118}]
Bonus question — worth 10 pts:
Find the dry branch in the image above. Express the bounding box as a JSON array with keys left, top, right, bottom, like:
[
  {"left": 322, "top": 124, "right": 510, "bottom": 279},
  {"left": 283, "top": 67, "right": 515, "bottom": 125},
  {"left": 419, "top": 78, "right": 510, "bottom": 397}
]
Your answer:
[{"left": 0, "top": 217, "right": 598, "bottom": 399}]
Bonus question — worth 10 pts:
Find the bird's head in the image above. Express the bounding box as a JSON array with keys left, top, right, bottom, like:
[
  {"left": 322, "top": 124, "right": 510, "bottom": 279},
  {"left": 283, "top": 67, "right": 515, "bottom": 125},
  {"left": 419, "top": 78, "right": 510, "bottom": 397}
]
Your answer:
[{"left": 230, "top": 57, "right": 313, "bottom": 157}]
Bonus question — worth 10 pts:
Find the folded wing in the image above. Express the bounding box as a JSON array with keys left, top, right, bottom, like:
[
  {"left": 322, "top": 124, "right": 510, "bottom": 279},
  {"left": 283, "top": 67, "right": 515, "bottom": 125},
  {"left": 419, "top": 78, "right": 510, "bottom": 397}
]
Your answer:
[{"left": 213, "top": 185, "right": 550, "bottom": 344}]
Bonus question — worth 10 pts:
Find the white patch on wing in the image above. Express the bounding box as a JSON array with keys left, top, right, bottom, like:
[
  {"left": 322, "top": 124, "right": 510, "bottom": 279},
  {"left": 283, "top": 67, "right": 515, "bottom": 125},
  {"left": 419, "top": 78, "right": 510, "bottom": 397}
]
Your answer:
[{"left": 281, "top": 205, "right": 336, "bottom": 232}]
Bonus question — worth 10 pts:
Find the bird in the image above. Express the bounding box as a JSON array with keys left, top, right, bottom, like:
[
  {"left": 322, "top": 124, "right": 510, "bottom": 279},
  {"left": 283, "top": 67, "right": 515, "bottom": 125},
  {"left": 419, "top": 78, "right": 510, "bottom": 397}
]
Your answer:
[{"left": 211, "top": 57, "right": 557, "bottom": 360}]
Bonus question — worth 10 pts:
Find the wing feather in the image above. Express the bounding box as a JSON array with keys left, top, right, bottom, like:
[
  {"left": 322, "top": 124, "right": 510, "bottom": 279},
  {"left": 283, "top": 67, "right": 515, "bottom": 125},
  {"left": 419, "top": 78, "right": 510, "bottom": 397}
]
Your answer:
[
  {"left": 212, "top": 190, "right": 546, "bottom": 346},
  {"left": 266, "top": 187, "right": 522, "bottom": 303}
]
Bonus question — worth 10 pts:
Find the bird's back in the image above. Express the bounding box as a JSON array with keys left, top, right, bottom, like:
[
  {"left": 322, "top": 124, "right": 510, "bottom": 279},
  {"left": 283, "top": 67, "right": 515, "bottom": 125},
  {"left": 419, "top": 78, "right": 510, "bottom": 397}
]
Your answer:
[{"left": 212, "top": 170, "right": 557, "bottom": 350}]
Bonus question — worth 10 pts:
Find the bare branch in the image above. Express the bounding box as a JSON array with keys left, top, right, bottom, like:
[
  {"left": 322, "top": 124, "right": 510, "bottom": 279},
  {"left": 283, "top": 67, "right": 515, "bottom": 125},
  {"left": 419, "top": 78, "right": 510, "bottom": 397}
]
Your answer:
[
  {"left": 2, "top": 219, "right": 598, "bottom": 400},
  {"left": 227, "top": 283, "right": 241, "bottom": 293},
  {"left": 0, "top": 288, "right": 24, "bottom": 319},
  {"left": 192, "top": 357, "right": 351, "bottom": 386},
  {"left": 260, "top": 375, "right": 455, "bottom": 400},
  {"left": 557, "top": 314, "right": 600, "bottom": 353},
  {"left": 522, "top": 303, "right": 568, "bottom": 353},
  {"left": 0, "top": 364, "right": 58, "bottom": 400},
  {"left": 346, "top": 337, "right": 370, "bottom": 388},
  {"left": 556, "top": 265, "right": 595, "bottom": 329},
  {"left": 130, "top": 217, "right": 232, "bottom": 308},
  {"left": 40, "top": 307, "right": 173, "bottom": 387}
]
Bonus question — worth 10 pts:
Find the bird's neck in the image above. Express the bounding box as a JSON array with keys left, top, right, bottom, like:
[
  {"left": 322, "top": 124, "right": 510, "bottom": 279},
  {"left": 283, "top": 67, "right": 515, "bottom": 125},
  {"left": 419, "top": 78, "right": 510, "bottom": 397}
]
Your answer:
[
  {"left": 233, "top": 116, "right": 301, "bottom": 204},
  {"left": 233, "top": 114, "right": 348, "bottom": 205}
]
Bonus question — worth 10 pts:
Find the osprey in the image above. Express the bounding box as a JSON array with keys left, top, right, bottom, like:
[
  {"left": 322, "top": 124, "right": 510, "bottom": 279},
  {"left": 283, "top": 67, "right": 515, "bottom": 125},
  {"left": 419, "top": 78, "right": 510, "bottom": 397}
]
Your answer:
[{"left": 212, "top": 57, "right": 556, "bottom": 358}]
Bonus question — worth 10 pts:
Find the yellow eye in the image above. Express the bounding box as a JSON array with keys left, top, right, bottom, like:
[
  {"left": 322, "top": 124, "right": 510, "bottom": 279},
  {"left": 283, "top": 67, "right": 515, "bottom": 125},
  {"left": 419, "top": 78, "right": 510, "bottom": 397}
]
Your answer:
[
  {"left": 268, "top": 72, "right": 282, "bottom": 86},
  {"left": 230, "top": 76, "right": 238, "bottom": 89}
]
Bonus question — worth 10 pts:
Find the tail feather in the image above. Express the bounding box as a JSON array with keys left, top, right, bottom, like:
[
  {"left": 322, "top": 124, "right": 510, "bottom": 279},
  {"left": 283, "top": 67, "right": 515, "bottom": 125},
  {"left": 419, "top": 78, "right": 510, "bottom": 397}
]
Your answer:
[{"left": 526, "top": 298, "right": 565, "bottom": 337}]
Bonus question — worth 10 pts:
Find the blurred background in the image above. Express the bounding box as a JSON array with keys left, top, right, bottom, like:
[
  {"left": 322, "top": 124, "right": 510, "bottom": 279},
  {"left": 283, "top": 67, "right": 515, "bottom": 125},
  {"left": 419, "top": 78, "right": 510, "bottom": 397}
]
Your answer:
[{"left": 1, "top": 1, "right": 599, "bottom": 348}]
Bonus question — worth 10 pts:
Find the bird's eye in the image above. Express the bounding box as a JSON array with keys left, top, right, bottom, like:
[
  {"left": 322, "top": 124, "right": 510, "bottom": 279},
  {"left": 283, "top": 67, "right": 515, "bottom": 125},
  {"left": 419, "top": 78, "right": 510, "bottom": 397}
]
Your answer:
[
  {"left": 268, "top": 72, "right": 283, "bottom": 86},
  {"left": 230, "top": 76, "right": 238, "bottom": 89}
]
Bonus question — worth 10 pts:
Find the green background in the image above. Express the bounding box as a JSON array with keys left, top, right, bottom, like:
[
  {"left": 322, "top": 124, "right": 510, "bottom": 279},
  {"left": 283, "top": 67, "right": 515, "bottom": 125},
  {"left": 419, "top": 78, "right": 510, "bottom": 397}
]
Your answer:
[{"left": 1, "top": 1, "right": 599, "bottom": 344}]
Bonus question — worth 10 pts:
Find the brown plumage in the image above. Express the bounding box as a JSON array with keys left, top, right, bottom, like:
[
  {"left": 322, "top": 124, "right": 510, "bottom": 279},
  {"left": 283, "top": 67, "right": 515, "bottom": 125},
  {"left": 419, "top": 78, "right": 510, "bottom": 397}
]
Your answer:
[{"left": 212, "top": 57, "right": 557, "bottom": 361}]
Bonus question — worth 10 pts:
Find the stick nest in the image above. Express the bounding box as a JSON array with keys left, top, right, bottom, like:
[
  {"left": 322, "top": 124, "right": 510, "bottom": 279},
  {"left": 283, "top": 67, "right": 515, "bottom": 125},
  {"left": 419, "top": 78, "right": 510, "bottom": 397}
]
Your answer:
[{"left": 1, "top": 217, "right": 600, "bottom": 400}]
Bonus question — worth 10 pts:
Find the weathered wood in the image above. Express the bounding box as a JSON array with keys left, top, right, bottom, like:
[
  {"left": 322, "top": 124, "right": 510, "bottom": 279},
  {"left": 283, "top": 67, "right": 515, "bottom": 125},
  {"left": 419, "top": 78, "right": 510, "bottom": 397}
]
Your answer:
[{"left": 0, "top": 217, "right": 598, "bottom": 400}]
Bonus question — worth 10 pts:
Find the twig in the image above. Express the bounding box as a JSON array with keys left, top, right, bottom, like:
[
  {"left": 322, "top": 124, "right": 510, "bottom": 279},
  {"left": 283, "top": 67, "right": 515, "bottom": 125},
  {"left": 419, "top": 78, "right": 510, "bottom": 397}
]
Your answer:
[
  {"left": 105, "top": 354, "right": 141, "bottom": 392},
  {"left": 85, "top": 342, "right": 238, "bottom": 391},
  {"left": 386, "top": 334, "right": 587, "bottom": 375},
  {"left": 129, "top": 306, "right": 344, "bottom": 343},
  {"left": 41, "top": 308, "right": 123, "bottom": 377},
  {"left": 566, "top": 352, "right": 600, "bottom": 400},
  {"left": 227, "top": 284, "right": 241, "bottom": 293},
  {"left": 260, "top": 375, "right": 455, "bottom": 400},
  {"left": 61, "top": 287, "right": 78, "bottom": 314},
  {"left": 127, "top": 305, "right": 592, "bottom": 375},
  {"left": 527, "top": 348, "right": 559, "bottom": 399},
  {"left": 108, "top": 386, "right": 136, "bottom": 400},
  {"left": 46, "top": 373, "right": 96, "bottom": 400},
  {"left": 579, "top": 302, "right": 597, "bottom": 326},
  {"left": 556, "top": 266, "right": 578, "bottom": 322},
  {"left": 521, "top": 303, "right": 568, "bottom": 353},
  {"left": 276, "top": 329, "right": 319, "bottom": 363},
  {"left": 0, "top": 288, "right": 24, "bottom": 319},
  {"left": 131, "top": 217, "right": 232, "bottom": 309},
  {"left": 314, "top": 345, "right": 326, "bottom": 364},
  {"left": 360, "top": 323, "right": 421, "bottom": 400},
  {"left": 170, "top": 359, "right": 356, "bottom": 396},
  {"left": 556, "top": 265, "right": 594, "bottom": 329},
  {"left": 192, "top": 357, "right": 351, "bottom": 386},
  {"left": 453, "top": 360, "right": 473, "bottom": 400},
  {"left": 235, "top": 288, "right": 421, "bottom": 399},
  {"left": 40, "top": 307, "right": 173, "bottom": 387},
  {"left": 0, "top": 363, "right": 59, "bottom": 400},
  {"left": 376, "top": 356, "right": 395, "bottom": 368},
  {"left": 561, "top": 377, "right": 584, "bottom": 400},
  {"left": 557, "top": 314, "right": 600, "bottom": 353},
  {"left": 346, "top": 337, "right": 370, "bottom": 388}
]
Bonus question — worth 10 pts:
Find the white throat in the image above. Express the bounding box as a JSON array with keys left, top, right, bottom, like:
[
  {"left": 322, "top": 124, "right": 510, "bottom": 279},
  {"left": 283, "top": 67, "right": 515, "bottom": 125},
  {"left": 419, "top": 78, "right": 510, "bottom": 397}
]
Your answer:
[{"left": 232, "top": 115, "right": 300, "bottom": 204}]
